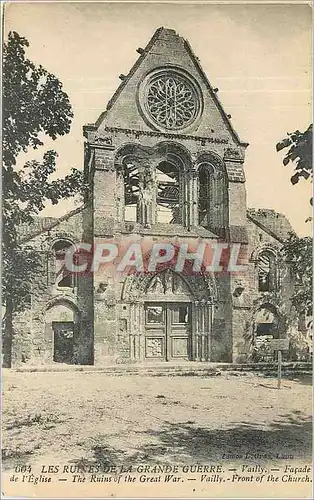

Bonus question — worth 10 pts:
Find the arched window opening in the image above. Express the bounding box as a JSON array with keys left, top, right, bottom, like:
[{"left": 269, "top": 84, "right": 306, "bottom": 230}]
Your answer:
[
  {"left": 124, "top": 161, "right": 139, "bottom": 222},
  {"left": 198, "top": 163, "right": 213, "bottom": 226},
  {"left": 156, "top": 161, "right": 180, "bottom": 224},
  {"left": 52, "top": 240, "right": 75, "bottom": 289},
  {"left": 258, "top": 251, "right": 277, "bottom": 292},
  {"left": 198, "top": 162, "right": 227, "bottom": 234}
]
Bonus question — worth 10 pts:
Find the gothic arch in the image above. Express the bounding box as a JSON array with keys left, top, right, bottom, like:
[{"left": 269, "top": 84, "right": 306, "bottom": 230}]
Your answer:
[
  {"left": 121, "top": 267, "right": 217, "bottom": 303},
  {"left": 38, "top": 233, "right": 78, "bottom": 254},
  {"left": 122, "top": 267, "right": 217, "bottom": 363},
  {"left": 145, "top": 268, "right": 193, "bottom": 296}
]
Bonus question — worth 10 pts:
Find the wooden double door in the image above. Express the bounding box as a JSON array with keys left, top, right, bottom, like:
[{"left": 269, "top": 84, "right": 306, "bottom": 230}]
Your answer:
[{"left": 145, "top": 302, "right": 191, "bottom": 361}]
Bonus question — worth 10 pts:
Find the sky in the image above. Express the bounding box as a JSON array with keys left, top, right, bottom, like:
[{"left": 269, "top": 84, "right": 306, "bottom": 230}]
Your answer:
[{"left": 4, "top": 1, "right": 313, "bottom": 236}]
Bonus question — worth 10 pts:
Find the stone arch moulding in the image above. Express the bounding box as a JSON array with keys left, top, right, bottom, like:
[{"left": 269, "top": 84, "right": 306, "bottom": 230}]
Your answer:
[
  {"left": 39, "top": 234, "right": 78, "bottom": 254},
  {"left": 115, "top": 141, "right": 194, "bottom": 227},
  {"left": 250, "top": 242, "right": 279, "bottom": 262},
  {"left": 194, "top": 151, "right": 226, "bottom": 173},
  {"left": 45, "top": 297, "right": 81, "bottom": 319},
  {"left": 49, "top": 238, "right": 80, "bottom": 289},
  {"left": 114, "top": 143, "right": 150, "bottom": 167},
  {"left": 114, "top": 141, "right": 193, "bottom": 169},
  {"left": 121, "top": 267, "right": 217, "bottom": 303},
  {"left": 155, "top": 141, "right": 193, "bottom": 170},
  {"left": 49, "top": 235, "right": 78, "bottom": 249},
  {"left": 253, "top": 301, "right": 281, "bottom": 317}
]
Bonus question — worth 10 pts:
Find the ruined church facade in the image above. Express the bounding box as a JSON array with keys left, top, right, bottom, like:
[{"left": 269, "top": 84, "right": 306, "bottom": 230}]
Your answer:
[{"left": 13, "top": 28, "right": 296, "bottom": 366}]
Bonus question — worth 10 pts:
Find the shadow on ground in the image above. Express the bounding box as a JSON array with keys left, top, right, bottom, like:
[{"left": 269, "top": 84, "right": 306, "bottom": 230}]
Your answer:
[
  {"left": 70, "top": 410, "right": 312, "bottom": 468},
  {"left": 283, "top": 374, "right": 313, "bottom": 386},
  {"left": 2, "top": 447, "right": 41, "bottom": 471}
]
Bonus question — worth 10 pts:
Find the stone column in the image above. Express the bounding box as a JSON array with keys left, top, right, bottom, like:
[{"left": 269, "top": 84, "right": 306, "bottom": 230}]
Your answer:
[
  {"left": 193, "top": 300, "right": 213, "bottom": 361},
  {"left": 129, "top": 300, "right": 144, "bottom": 361},
  {"left": 115, "top": 160, "right": 125, "bottom": 223},
  {"left": 187, "top": 164, "right": 199, "bottom": 229},
  {"left": 137, "top": 161, "right": 156, "bottom": 227},
  {"left": 182, "top": 168, "right": 192, "bottom": 228},
  {"left": 207, "top": 302, "right": 214, "bottom": 361},
  {"left": 134, "top": 302, "right": 141, "bottom": 360}
]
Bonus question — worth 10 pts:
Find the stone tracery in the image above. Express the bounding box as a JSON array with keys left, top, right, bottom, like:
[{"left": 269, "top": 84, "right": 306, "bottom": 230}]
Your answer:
[{"left": 146, "top": 73, "right": 198, "bottom": 130}]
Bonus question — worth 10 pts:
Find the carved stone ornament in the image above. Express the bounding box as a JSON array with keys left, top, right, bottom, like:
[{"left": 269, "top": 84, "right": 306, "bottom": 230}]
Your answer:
[
  {"left": 104, "top": 126, "right": 229, "bottom": 144},
  {"left": 93, "top": 135, "right": 113, "bottom": 146},
  {"left": 139, "top": 69, "right": 203, "bottom": 131},
  {"left": 224, "top": 148, "right": 242, "bottom": 160}
]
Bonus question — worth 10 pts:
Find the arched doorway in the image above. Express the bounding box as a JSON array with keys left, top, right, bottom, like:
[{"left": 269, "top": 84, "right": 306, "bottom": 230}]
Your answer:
[
  {"left": 254, "top": 304, "right": 279, "bottom": 338},
  {"left": 122, "top": 268, "right": 216, "bottom": 362},
  {"left": 45, "top": 301, "right": 79, "bottom": 364},
  {"left": 144, "top": 270, "right": 193, "bottom": 360},
  {"left": 145, "top": 302, "right": 191, "bottom": 360},
  {"left": 252, "top": 304, "right": 280, "bottom": 362}
]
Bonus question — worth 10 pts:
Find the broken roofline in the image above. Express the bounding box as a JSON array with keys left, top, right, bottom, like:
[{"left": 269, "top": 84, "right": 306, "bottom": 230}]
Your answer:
[{"left": 83, "top": 27, "right": 249, "bottom": 148}]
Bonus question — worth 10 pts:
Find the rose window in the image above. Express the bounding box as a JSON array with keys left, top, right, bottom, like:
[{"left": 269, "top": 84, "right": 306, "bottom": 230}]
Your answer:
[{"left": 142, "top": 71, "right": 201, "bottom": 130}]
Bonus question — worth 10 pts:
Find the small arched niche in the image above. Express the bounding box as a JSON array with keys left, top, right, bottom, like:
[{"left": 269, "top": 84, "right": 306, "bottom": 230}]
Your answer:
[{"left": 45, "top": 301, "right": 79, "bottom": 364}]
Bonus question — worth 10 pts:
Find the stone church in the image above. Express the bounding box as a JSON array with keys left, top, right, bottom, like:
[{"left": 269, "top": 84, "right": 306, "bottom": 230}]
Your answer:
[{"left": 13, "top": 27, "right": 296, "bottom": 367}]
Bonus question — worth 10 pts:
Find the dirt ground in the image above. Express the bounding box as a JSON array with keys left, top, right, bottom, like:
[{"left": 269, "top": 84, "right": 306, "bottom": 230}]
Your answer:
[{"left": 2, "top": 370, "right": 312, "bottom": 472}]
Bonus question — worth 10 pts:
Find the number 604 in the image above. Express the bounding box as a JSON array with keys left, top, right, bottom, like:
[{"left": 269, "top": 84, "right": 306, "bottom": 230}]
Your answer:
[{"left": 14, "top": 465, "right": 32, "bottom": 473}]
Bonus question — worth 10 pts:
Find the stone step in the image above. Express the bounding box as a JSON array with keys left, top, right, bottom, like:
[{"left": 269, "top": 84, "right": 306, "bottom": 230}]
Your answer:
[{"left": 9, "top": 361, "right": 312, "bottom": 376}]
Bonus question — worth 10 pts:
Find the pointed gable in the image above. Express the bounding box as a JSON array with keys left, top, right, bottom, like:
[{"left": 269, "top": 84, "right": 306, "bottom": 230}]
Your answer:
[{"left": 92, "top": 27, "right": 247, "bottom": 147}]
